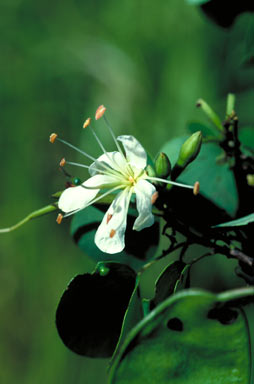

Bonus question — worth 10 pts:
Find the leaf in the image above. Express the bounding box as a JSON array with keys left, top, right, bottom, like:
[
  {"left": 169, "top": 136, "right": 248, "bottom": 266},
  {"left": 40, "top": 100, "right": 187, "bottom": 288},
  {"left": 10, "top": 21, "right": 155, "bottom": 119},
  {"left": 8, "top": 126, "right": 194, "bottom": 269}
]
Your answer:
[
  {"left": 109, "top": 287, "right": 254, "bottom": 384},
  {"left": 161, "top": 137, "right": 238, "bottom": 216},
  {"left": 239, "top": 127, "right": 254, "bottom": 150},
  {"left": 55, "top": 262, "right": 137, "bottom": 358},
  {"left": 186, "top": 0, "right": 210, "bottom": 5},
  {"left": 213, "top": 213, "right": 254, "bottom": 228},
  {"left": 71, "top": 205, "right": 160, "bottom": 271},
  {"left": 187, "top": 122, "right": 216, "bottom": 137},
  {"left": 151, "top": 261, "right": 187, "bottom": 308}
]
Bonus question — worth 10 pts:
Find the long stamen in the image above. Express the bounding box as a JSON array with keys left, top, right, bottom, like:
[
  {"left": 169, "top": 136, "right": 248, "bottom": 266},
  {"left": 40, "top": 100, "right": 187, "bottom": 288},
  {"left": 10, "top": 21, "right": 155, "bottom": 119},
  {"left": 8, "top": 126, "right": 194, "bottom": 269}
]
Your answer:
[
  {"left": 63, "top": 185, "right": 125, "bottom": 218},
  {"left": 146, "top": 176, "right": 195, "bottom": 190},
  {"left": 103, "top": 115, "right": 125, "bottom": 157},
  {"left": 56, "top": 137, "right": 97, "bottom": 162}
]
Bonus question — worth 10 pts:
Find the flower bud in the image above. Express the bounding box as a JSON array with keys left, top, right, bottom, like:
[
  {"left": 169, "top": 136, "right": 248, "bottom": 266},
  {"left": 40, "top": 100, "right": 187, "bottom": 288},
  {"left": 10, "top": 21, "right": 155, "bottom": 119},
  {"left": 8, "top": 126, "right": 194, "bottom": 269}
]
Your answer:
[
  {"left": 146, "top": 164, "right": 156, "bottom": 178},
  {"left": 176, "top": 131, "right": 202, "bottom": 168},
  {"left": 155, "top": 152, "right": 171, "bottom": 178}
]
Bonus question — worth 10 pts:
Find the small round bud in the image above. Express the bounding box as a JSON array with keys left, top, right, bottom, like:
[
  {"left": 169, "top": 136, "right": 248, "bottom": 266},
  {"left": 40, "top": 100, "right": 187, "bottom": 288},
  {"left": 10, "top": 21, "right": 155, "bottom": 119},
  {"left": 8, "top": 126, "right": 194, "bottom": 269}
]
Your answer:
[
  {"left": 177, "top": 131, "right": 202, "bottom": 168},
  {"left": 193, "top": 181, "right": 200, "bottom": 196},
  {"left": 247, "top": 174, "right": 254, "bottom": 187},
  {"left": 49, "top": 133, "right": 58, "bottom": 143},
  {"left": 72, "top": 177, "right": 81, "bottom": 186},
  {"left": 95, "top": 105, "right": 106, "bottom": 120},
  {"left": 56, "top": 213, "right": 63, "bottom": 224},
  {"left": 59, "top": 158, "right": 66, "bottom": 167},
  {"left": 155, "top": 152, "right": 171, "bottom": 178},
  {"left": 83, "top": 117, "right": 91, "bottom": 129}
]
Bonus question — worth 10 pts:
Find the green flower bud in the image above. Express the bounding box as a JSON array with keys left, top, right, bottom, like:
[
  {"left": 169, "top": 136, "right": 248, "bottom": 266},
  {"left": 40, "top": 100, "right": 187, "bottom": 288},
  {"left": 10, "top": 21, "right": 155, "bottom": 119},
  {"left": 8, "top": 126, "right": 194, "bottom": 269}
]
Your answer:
[
  {"left": 177, "top": 131, "right": 202, "bottom": 168},
  {"left": 146, "top": 164, "right": 156, "bottom": 178},
  {"left": 155, "top": 152, "right": 171, "bottom": 178}
]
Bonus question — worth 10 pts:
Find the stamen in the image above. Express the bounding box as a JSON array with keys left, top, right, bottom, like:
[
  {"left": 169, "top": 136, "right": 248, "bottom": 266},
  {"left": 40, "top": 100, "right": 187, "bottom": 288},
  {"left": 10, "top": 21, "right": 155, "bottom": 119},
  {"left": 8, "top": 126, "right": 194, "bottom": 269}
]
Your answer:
[
  {"left": 109, "top": 229, "right": 116, "bottom": 238},
  {"left": 56, "top": 213, "right": 63, "bottom": 224},
  {"left": 59, "top": 158, "right": 66, "bottom": 167},
  {"left": 83, "top": 117, "right": 91, "bottom": 128},
  {"left": 146, "top": 176, "right": 194, "bottom": 190},
  {"left": 151, "top": 191, "right": 159, "bottom": 205},
  {"left": 95, "top": 105, "right": 106, "bottom": 120},
  {"left": 129, "top": 176, "right": 135, "bottom": 183},
  {"left": 193, "top": 181, "right": 200, "bottom": 196},
  {"left": 56, "top": 137, "right": 97, "bottom": 162},
  {"left": 49, "top": 133, "right": 58, "bottom": 143},
  {"left": 103, "top": 114, "right": 126, "bottom": 157},
  {"left": 107, "top": 214, "right": 113, "bottom": 224}
]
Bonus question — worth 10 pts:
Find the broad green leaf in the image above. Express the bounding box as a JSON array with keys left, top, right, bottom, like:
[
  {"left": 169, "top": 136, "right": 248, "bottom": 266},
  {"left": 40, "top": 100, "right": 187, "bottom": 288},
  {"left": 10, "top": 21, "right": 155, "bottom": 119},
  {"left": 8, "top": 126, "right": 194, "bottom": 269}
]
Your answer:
[
  {"left": 213, "top": 213, "right": 254, "bottom": 228},
  {"left": 187, "top": 122, "right": 216, "bottom": 137},
  {"left": 161, "top": 137, "right": 238, "bottom": 216},
  {"left": 239, "top": 127, "right": 254, "bottom": 150},
  {"left": 56, "top": 262, "right": 136, "bottom": 358},
  {"left": 109, "top": 287, "right": 254, "bottom": 384},
  {"left": 71, "top": 205, "right": 160, "bottom": 271}
]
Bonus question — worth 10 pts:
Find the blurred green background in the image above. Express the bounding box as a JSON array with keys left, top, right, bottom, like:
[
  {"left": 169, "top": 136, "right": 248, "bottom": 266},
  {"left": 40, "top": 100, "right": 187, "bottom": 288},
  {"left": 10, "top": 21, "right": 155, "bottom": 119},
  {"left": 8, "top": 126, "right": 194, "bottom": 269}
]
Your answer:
[{"left": 1, "top": 0, "right": 254, "bottom": 383}]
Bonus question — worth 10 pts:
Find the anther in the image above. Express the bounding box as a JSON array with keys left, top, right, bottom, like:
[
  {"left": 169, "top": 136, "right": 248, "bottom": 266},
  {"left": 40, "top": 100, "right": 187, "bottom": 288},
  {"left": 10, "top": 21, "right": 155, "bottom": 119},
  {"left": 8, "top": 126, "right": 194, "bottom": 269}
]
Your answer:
[
  {"left": 109, "top": 229, "right": 116, "bottom": 238},
  {"left": 56, "top": 213, "right": 63, "bottom": 224},
  {"left": 95, "top": 105, "right": 106, "bottom": 120},
  {"left": 59, "top": 158, "right": 66, "bottom": 167},
  {"left": 193, "top": 181, "right": 200, "bottom": 196},
  {"left": 128, "top": 176, "right": 135, "bottom": 183},
  {"left": 151, "top": 191, "right": 159, "bottom": 205},
  {"left": 83, "top": 117, "right": 91, "bottom": 129},
  {"left": 49, "top": 133, "right": 58, "bottom": 143},
  {"left": 106, "top": 214, "right": 113, "bottom": 224}
]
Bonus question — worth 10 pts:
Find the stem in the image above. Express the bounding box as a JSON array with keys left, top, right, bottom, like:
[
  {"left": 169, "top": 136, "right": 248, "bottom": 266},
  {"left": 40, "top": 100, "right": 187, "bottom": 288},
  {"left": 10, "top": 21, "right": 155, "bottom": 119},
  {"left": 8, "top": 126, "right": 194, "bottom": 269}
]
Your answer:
[
  {"left": 196, "top": 98, "right": 224, "bottom": 133},
  {"left": 226, "top": 93, "right": 235, "bottom": 117}
]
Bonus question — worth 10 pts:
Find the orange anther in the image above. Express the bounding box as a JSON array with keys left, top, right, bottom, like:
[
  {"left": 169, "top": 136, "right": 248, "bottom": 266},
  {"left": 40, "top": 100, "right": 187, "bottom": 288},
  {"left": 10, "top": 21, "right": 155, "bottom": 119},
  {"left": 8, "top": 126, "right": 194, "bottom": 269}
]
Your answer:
[
  {"left": 83, "top": 117, "right": 91, "bottom": 129},
  {"left": 106, "top": 214, "right": 113, "bottom": 224},
  {"left": 59, "top": 158, "right": 66, "bottom": 167},
  {"left": 109, "top": 229, "right": 116, "bottom": 238},
  {"left": 193, "top": 181, "right": 200, "bottom": 196},
  {"left": 95, "top": 105, "right": 106, "bottom": 120},
  {"left": 151, "top": 191, "right": 159, "bottom": 205},
  {"left": 56, "top": 213, "right": 63, "bottom": 224},
  {"left": 49, "top": 133, "right": 58, "bottom": 143}
]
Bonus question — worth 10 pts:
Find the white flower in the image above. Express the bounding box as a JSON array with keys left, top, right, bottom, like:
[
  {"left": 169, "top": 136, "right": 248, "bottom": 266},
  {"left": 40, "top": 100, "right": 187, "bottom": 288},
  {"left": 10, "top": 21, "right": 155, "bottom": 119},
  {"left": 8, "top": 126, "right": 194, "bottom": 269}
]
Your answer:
[{"left": 54, "top": 106, "right": 194, "bottom": 254}]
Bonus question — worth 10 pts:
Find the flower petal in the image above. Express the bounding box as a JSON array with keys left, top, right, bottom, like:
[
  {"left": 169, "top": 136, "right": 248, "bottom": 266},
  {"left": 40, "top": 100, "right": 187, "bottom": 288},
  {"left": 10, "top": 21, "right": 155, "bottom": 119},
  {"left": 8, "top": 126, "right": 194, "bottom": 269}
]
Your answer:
[
  {"left": 58, "top": 183, "right": 99, "bottom": 213},
  {"left": 117, "top": 135, "right": 147, "bottom": 169},
  {"left": 84, "top": 174, "right": 121, "bottom": 189},
  {"left": 89, "top": 152, "right": 128, "bottom": 177},
  {"left": 95, "top": 188, "right": 132, "bottom": 254},
  {"left": 133, "top": 179, "right": 155, "bottom": 231}
]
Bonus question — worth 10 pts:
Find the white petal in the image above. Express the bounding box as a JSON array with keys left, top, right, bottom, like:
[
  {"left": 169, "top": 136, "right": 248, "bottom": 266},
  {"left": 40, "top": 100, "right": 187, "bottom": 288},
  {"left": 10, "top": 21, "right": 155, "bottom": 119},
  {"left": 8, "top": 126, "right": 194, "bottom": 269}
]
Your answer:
[
  {"left": 133, "top": 179, "right": 155, "bottom": 231},
  {"left": 95, "top": 188, "right": 132, "bottom": 254},
  {"left": 84, "top": 174, "right": 121, "bottom": 189},
  {"left": 89, "top": 151, "right": 129, "bottom": 177},
  {"left": 58, "top": 182, "right": 99, "bottom": 213},
  {"left": 117, "top": 135, "right": 147, "bottom": 169}
]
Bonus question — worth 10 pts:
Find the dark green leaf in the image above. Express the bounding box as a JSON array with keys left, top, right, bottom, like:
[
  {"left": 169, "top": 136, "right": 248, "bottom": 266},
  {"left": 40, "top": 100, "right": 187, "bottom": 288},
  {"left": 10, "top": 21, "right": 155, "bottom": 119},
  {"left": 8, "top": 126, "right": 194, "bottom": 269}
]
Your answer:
[
  {"left": 56, "top": 262, "right": 136, "bottom": 358},
  {"left": 213, "top": 213, "right": 254, "bottom": 228},
  {"left": 71, "top": 205, "right": 160, "bottom": 271},
  {"left": 109, "top": 287, "right": 254, "bottom": 383},
  {"left": 187, "top": 121, "right": 216, "bottom": 137},
  {"left": 239, "top": 127, "right": 254, "bottom": 150},
  {"left": 151, "top": 261, "right": 187, "bottom": 308},
  {"left": 161, "top": 137, "right": 238, "bottom": 216}
]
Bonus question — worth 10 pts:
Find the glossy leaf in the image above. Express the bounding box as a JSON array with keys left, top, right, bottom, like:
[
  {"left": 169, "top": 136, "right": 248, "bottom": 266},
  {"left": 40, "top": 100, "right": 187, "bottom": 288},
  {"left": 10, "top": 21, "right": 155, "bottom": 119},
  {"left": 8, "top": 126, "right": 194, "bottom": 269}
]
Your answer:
[
  {"left": 71, "top": 205, "right": 160, "bottom": 271},
  {"left": 109, "top": 287, "right": 254, "bottom": 384},
  {"left": 161, "top": 137, "right": 238, "bottom": 216},
  {"left": 56, "top": 262, "right": 136, "bottom": 358},
  {"left": 213, "top": 212, "right": 254, "bottom": 228}
]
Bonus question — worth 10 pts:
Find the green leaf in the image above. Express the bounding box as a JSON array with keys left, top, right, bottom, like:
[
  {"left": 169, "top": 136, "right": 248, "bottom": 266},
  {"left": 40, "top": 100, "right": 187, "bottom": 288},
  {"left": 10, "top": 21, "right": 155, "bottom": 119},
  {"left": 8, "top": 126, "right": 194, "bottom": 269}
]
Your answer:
[
  {"left": 56, "top": 262, "right": 137, "bottom": 358},
  {"left": 187, "top": 121, "right": 216, "bottom": 137},
  {"left": 71, "top": 205, "right": 160, "bottom": 271},
  {"left": 151, "top": 261, "right": 187, "bottom": 308},
  {"left": 109, "top": 287, "right": 254, "bottom": 384},
  {"left": 239, "top": 127, "right": 254, "bottom": 150},
  {"left": 186, "top": 0, "right": 210, "bottom": 5},
  {"left": 213, "top": 213, "right": 254, "bottom": 228},
  {"left": 161, "top": 137, "right": 238, "bottom": 216}
]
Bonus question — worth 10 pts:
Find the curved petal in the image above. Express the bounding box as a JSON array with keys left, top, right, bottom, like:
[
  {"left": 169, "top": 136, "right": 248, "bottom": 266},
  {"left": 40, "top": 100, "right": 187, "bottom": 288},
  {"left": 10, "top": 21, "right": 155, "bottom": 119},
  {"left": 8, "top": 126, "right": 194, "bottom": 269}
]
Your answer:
[
  {"left": 89, "top": 151, "right": 128, "bottom": 177},
  {"left": 58, "top": 183, "right": 99, "bottom": 213},
  {"left": 117, "top": 135, "right": 147, "bottom": 169},
  {"left": 95, "top": 188, "right": 132, "bottom": 254},
  {"left": 133, "top": 179, "right": 155, "bottom": 231},
  {"left": 84, "top": 174, "right": 121, "bottom": 189}
]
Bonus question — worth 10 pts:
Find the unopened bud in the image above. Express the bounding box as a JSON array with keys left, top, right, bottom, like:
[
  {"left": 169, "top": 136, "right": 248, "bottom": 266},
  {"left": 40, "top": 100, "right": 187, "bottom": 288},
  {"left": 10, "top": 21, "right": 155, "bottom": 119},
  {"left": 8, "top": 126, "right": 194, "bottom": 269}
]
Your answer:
[
  {"left": 95, "top": 105, "right": 106, "bottom": 120},
  {"left": 155, "top": 152, "right": 171, "bottom": 178},
  {"left": 247, "top": 174, "right": 254, "bottom": 187},
  {"left": 146, "top": 164, "right": 156, "bottom": 178},
  {"left": 59, "top": 158, "right": 66, "bottom": 167},
  {"left": 83, "top": 117, "right": 91, "bottom": 128},
  {"left": 49, "top": 133, "right": 58, "bottom": 143},
  {"left": 193, "top": 181, "right": 200, "bottom": 195},
  {"left": 56, "top": 213, "right": 63, "bottom": 224},
  {"left": 177, "top": 131, "right": 202, "bottom": 168}
]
